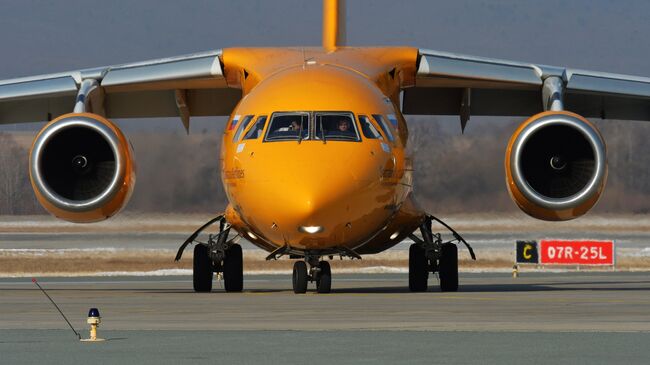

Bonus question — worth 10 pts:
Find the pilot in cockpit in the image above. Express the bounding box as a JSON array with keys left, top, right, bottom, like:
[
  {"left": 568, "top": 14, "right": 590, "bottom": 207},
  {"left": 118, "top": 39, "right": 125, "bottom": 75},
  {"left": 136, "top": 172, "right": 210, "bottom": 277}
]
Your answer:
[
  {"left": 290, "top": 121, "right": 301, "bottom": 132},
  {"left": 337, "top": 119, "right": 353, "bottom": 134},
  {"left": 278, "top": 120, "right": 301, "bottom": 132}
]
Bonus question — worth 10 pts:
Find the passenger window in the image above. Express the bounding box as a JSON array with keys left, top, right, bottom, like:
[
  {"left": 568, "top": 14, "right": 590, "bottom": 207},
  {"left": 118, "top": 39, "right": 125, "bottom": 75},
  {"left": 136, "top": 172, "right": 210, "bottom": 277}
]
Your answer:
[
  {"left": 233, "top": 115, "right": 254, "bottom": 142},
  {"left": 243, "top": 116, "right": 267, "bottom": 140},
  {"left": 359, "top": 115, "right": 383, "bottom": 140},
  {"left": 372, "top": 114, "right": 395, "bottom": 142},
  {"left": 314, "top": 113, "right": 360, "bottom": 142},
  {"left": 265, "top": 113, "right": 309, "bottom": 141}
]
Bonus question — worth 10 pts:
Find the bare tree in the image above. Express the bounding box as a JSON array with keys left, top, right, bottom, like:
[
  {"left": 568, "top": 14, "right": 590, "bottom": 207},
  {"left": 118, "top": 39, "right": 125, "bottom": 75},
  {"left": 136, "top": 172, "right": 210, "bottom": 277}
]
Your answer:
[{"left": 0, "top": 133, "right": 39, "bottom": 214}]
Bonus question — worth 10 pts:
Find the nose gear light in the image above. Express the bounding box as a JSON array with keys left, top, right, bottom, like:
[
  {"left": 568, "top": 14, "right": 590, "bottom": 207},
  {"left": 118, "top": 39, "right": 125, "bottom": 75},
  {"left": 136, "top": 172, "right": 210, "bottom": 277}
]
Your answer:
[{"left": 299, "top": 226, "right": 324, "bottom": 234}]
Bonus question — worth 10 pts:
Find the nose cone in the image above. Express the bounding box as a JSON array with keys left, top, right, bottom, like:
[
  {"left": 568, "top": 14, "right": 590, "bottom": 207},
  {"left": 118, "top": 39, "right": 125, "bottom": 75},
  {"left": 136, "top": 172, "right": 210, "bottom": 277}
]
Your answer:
[
  {"left": 239, "top": 143, "right": 394, "bottom": 249},
  {"left": 273, "top": 169, "right": 353, "bottom": 226}
]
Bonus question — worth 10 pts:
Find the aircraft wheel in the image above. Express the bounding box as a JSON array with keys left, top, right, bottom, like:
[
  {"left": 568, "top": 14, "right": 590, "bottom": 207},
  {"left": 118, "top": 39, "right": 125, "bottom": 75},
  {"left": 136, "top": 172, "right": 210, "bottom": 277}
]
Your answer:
[
  {"left": 193, "top": 244, "right": 213, "bottom": 292},
  {"left": 292, "top": 261, "right": 308, "bottom": 294},
  {"left": 316, "top": 261, "right": 331, "bottom": 294},
  {"left": 223, "top": 244, "right": 243, "bottom": 292},
  {"left": 439, "top": 243, "right": 459, "bottom": 292},
  {"left": 409, "top": 243, "right": 428, "bottom": 292}
]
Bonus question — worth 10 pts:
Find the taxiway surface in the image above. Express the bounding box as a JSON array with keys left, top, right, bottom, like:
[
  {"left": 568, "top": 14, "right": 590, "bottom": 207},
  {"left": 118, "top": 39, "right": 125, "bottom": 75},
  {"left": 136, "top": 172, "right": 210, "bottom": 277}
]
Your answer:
[{"left": 1, "top": 272, "right": 649, "bottom": 364}]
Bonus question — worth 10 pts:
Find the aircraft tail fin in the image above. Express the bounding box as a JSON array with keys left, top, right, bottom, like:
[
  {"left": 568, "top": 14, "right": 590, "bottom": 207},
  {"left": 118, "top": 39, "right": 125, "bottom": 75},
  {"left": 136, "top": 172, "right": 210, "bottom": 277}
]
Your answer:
[{"left": 323, "top": 0, "right": 346, "bottom": 52}]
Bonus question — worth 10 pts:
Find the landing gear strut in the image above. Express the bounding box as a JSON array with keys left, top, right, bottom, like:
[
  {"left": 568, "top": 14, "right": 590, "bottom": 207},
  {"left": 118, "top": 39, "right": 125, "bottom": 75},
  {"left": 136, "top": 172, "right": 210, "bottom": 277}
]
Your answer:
[
  {"left": 408, "top": 214, "right": 475, "bottom": 292},
  {"left": 177, "top": 215, "right": 243, "bottom": 293},
  {"left": 291, "top": 257, "right": 332, "bottom": 294}
]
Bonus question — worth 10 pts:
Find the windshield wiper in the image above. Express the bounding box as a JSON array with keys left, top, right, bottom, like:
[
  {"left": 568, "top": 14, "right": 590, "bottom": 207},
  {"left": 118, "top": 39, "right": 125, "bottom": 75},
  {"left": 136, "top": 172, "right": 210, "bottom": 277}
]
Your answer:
[
  {"left": 319, "top": 116, "right": 326, "bottom": 144},
  {"left": 297, "top": 117, "right": 304, "bottom": 144}
]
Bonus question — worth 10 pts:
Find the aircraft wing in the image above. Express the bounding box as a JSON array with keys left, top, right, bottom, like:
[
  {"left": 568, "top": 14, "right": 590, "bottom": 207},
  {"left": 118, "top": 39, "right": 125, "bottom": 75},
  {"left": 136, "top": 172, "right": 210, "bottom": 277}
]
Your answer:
[
  {"left": 0, "top": 49, "right": 240, "bottom": 129},
  {"left": 403, "top": 48, "right": 650, "bottom": 123}
]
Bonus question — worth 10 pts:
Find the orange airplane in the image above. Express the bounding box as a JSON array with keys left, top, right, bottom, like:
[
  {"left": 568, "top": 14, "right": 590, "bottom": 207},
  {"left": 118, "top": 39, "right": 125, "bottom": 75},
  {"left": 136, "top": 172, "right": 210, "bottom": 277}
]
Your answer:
[{"left": 1, "top": 0, "right": 649, "bottom": 293}]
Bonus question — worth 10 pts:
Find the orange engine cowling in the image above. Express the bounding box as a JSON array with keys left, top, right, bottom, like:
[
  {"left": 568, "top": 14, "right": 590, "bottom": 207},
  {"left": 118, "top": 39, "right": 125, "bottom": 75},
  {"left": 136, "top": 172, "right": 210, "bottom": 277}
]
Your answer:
[
  {"left": 29, "top": 113, "right": 136, "bottom": 223},
  {"left": 505, "top": 111, "right": 607, "bottom": 221}
]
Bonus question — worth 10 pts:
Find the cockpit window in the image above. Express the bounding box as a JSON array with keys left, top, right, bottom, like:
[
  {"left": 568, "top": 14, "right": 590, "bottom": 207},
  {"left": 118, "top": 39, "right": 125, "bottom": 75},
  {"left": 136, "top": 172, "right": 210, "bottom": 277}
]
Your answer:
[
  {"left": 243, "top": 115, "right": 267, "bottom": 140},
  {"left": 233, "top": 115, "right": 254, "bottom": 142},
  {"left": 314, "top": 113, "right": 360, "bottom": 142},
  {"left": 265, "top": 113, "right": 309, "bottom": 141},
  {"left": 372, "top": 114, "right": 395, "bottom": 142},
  {"left": 387, "top": 114, "right": 399, "bottom": 129},
  {"left": 359, "top": 115, "right": 383, "bottom": 140}
]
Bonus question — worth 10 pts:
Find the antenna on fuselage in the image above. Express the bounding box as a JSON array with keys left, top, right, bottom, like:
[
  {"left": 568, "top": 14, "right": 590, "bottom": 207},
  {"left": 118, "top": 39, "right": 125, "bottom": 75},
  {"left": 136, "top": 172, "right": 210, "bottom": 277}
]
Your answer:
[{"left": 322, "top": 0, "right": 346, "bottom": 52}]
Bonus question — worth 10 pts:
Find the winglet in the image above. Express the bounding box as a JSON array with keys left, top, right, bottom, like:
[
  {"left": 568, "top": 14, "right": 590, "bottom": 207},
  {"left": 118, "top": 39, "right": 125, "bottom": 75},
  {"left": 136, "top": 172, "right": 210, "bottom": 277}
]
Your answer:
[{"left": 323, "top": 0, "right": 346, "bottom": 52}]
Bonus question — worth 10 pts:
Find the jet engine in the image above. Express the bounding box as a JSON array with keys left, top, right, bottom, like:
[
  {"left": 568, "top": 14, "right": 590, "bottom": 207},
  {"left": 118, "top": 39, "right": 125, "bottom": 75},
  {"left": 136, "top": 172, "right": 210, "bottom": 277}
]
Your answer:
[
  {"left": 505, "top": 111, "right": 607, "bottom": 221},
  {"left": 29, "top": 113, "right": 136, "bottom": 223}
]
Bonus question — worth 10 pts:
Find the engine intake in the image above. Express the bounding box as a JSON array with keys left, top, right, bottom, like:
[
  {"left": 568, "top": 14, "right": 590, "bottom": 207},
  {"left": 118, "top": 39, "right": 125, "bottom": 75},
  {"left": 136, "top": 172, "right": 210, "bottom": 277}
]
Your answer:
[
  {"left": 30, "top": 113, "right": 135, "bottom": 223},
  {"left": 505, "top": 111, "right": 607, "bottom": 221}
]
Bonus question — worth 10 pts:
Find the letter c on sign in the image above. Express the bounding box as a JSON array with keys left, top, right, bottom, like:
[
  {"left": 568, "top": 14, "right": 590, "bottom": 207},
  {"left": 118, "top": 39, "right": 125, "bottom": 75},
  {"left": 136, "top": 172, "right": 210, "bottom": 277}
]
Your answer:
[{"left": 523, "top": 245, "right": 532, "bottom": 260}]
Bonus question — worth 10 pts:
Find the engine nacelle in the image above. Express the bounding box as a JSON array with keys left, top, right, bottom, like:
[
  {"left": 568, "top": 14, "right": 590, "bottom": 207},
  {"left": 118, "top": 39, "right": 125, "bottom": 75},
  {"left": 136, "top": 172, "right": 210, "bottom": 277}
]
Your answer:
[
  {"left": 29, "top": 113, "right": 136, "bottom": 223},
  {"left": 505, "top": 111, "right": 607, "bottom": 221}
]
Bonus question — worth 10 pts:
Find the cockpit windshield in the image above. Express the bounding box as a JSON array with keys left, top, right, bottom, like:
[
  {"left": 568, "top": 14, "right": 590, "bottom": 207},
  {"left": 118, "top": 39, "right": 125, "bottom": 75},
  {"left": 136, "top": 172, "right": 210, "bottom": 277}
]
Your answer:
[
  {"left": 314, "top": 113, "right": 360, "bottom": 142},
  {"left": 263, "top": 112, "right": 361, "bottom": 142},
  {"left": 265, "top": 113, "right": 309, "bottom": 141}
]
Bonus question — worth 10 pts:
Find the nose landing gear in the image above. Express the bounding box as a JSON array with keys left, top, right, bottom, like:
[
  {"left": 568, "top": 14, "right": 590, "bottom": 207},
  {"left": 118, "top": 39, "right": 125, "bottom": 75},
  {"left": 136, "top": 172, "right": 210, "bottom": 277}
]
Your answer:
[
  {"left": 292, "top": 257, "right": 332, "bottom": 294},
  {"left": 177, "top": 215, "right": 244, "bottom": 293},
  {"left": 316, "top": 261, "right": 332, "bottom": 294},
  {"left": 408, "top": 214, "right": 475, "bottom": 292}
]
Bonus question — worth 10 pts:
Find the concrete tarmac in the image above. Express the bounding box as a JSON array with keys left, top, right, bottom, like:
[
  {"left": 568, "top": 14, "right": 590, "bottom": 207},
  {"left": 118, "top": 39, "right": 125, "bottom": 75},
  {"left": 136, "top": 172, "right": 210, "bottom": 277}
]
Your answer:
[{"left": 1, "top": 272, "right": 649, "bottom": 364}]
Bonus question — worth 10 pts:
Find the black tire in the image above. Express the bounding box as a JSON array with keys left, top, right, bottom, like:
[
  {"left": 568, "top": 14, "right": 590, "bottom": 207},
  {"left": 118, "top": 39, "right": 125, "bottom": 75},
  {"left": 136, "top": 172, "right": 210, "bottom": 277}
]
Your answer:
[
  {"left": 223, "top": 244, "right": 243, "bottom": 292},
  {"left": 292, "top": 261, "right": 308, "bottom": 294},
  {"left": 409, "top": 244, "right": 428, "bottom": 292},
  {"left": 316, "top": 261, "right": 332, "bottom": 294},
  {"left": 439, "top": 243, "right": 459, "bottom": 292},
  {"left": 193, "top": 244, "right": 213, "bottom": 292}
]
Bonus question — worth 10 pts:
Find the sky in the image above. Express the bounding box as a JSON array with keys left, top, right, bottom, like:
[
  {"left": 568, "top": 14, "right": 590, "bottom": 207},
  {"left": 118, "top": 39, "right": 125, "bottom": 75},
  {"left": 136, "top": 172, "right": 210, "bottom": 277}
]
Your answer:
[
  {"left": 0, "top": 0, "right": 649, "bottom": 132},
  {"left": 1, "top": 0, "right": 648, "bottom": 75}
]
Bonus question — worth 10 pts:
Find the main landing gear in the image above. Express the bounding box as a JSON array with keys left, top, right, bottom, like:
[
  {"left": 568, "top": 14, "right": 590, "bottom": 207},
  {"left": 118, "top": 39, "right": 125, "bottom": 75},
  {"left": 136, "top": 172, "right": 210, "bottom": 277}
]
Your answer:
[
  {"left": 408, "top": 214, "right": 476, "bottom": 292},
  {"left": 176, "top": 215, "right": 243, "bottom": 293},
  {"left": 292, "top": 257, "right": 332, "bottom": 294}
]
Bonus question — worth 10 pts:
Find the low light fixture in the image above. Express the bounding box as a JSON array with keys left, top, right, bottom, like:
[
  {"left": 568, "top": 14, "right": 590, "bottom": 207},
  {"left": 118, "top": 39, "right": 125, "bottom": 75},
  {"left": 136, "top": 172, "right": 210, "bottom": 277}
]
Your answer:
[
  {"left": 247, "top": 231, "right": 257, "bottom": 240},
  {"left": 299, "top": 226, "right": 323, "bottom": 234},
  {"left": 390, "top": 232, "right": 399, "bottom": 240}
]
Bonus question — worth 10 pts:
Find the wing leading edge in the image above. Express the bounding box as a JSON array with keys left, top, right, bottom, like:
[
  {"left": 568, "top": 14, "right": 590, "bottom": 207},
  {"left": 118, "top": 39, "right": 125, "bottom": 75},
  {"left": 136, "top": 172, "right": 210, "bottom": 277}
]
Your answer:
[
  {"left": 0, "top": 50, "right": 241, "bottom": 127},
  {"left": 4, "top": 47, "right": 649, "bottom": 126},
  {"left": 404, "top": 49, "right": 650, "bottom": 123}
]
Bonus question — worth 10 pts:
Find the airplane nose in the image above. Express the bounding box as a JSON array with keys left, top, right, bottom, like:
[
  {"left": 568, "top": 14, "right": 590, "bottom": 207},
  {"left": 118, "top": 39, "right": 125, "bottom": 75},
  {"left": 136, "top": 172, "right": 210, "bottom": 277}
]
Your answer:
[
  {"left": 241, "top": 144, "right": 394, "bottom": 248},
  {"left": 271, "top": 164, "right": 358, "bottom": 225}
]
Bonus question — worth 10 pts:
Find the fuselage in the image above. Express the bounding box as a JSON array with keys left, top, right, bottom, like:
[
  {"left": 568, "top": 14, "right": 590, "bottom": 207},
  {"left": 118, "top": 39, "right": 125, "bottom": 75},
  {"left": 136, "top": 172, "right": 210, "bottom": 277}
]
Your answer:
[{"left": 220, "top": 47, "right": 424, "bottom": 254}]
